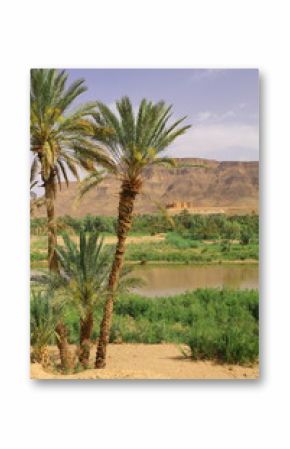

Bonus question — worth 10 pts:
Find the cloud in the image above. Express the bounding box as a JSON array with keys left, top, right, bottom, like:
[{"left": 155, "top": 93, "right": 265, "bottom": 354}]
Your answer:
[
  {"left": 196, "top": 110, "right": 236, "bottom": 123},
  {"left": 196, "top": 111, "right": 213, "bottom": 122},
  {"left": 188, "top": 69, "right": 225, "bottom": 83},
  {"left": 166, "top": 123, "right": 259, "bottom": 161}
]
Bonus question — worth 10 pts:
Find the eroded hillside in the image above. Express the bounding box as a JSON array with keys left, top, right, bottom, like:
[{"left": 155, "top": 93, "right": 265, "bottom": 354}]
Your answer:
[{"left": 33, "top": 158, "right": 259, "bottom": 217}]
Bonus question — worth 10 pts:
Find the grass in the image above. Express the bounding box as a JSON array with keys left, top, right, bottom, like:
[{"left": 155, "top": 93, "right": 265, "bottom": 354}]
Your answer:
[
  {"left": 30, "top": 235, "right": 259, "bottom": 268},
  {"left": 124, "top": 239, "right": 258, "bottom": 264},
  {"left": 58, "top": 288, "right": 259, "bottom": 365}
]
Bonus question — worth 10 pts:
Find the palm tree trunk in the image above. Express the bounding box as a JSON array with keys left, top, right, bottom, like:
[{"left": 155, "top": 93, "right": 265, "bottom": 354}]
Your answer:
[
  {"left": 79, "top": 311, "right": 93, "bottom": 368},
  {"left": 44, "top": 175, "right": 59, "bottom": 273},
  {"left": 95, "top": 182, "right": 139, "bottom": 368},
  {"left": 55, "top": 321, "right": 73, "bottom": 371}
]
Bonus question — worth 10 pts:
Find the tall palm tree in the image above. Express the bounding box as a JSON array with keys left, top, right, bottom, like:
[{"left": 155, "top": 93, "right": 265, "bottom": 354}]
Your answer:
[
  {"left": 83, "top": 97, "right": 191, "bottom": 368},
  {"left": 30, "top": 69, "right": 109, "bottom": 272}
]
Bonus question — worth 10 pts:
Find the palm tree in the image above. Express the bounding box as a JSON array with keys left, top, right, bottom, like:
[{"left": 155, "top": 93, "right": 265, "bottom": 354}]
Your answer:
[
  {"left": 55, "top": 230, "right": 113, "bottom": 367},
  {"left": 33, "top": 228, "right": 141, "bottom": 369},
  {"left": 30, "top": 290, "right": 56, "bottom": 366},
  {"left": 82, "top": 97, "right": 191, "bottom": 368},
  {"left": 35, "top": 229, "right": 141, "bottom": 368},
  {"left": 30, "top": 289, "right": 72, "bottom": 370},
  {"left": 30, "top": 69, "right": 109, "bottom": 272}
]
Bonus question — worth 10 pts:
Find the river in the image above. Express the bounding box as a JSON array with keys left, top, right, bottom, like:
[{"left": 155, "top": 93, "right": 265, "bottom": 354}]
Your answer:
[{"left": 131, "top": 263, "right": 259, "bottom": 297}]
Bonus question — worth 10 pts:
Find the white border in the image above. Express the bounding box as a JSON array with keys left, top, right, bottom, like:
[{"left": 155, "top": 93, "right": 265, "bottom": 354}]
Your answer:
[{"left": 1, "top": 1, "right": 289, "bottom": 448}]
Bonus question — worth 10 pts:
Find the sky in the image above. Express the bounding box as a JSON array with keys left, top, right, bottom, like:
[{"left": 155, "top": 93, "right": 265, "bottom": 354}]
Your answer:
[{"left": 65, "top": 68, "right": 259, "bottom": 161}]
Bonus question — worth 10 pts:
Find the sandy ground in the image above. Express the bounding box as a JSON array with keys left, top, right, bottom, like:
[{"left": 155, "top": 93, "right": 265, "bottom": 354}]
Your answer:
[
  {"left": 30, "top": 234, "right": 165, "bottom": 256},
  {"left": 31, "top": 233, "right": 165, "bottom": 245},
  {"left": 31, "top": 344, "right": 259, "bottom": 380}
]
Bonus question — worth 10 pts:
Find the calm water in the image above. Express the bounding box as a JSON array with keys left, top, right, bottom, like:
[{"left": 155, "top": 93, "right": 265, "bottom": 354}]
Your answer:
[{"left": 131, "top": 264, "right": 259, "bottom": 297}]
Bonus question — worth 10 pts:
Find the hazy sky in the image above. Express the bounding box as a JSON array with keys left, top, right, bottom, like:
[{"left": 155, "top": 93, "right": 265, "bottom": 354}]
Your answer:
[{"left": 65, "top": 68, "right": 259, "bottom": 161}]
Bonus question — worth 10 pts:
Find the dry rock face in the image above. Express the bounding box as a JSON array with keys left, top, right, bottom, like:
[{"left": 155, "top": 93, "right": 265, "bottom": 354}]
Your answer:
[{"left": 34, "top": 158, "right": 259, "bottom": 217}]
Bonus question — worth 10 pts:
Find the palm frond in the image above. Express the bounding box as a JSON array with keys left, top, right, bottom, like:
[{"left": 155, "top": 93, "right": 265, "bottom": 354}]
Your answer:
[
  {"left": 90, "top": 96, "right": 191, "bottom": 186},
  {"left": 30, "top": 69, "right": 110, "bottom": 193},
  {"left": 77, "top": 170, "right": 105, "bottom": 200}
]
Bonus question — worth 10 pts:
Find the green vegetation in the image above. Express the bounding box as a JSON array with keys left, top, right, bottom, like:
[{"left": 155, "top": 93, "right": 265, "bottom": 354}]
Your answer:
[
  {"left": 125, "top": 239, "right": 258, "bottom": 263},
  {"left": 56, "top": 230, "right": 114, "bottom": 367},
  {"left": 31, "top": 213, "right": 259, "bottom": 268},
  {"left": 31, "top": 238, "right": 258, "bottom": 267},
  {"left": 185, "top": 290, "right": 259, "bottom": 364},
  {"left": 32, "top": 230, "right": 141, "bottom": 369},
  {"left": 30, "top": 290, "right": 57, "bottom": 363},
  {"left": 30, "top": 69, "right": 111, "bottom": 272},
  {"left": 32, "top": 288, "right": 258, "bottom": 365},
  {"left": 112, "top": 289, "right": 259, "bottom": 365},
  {"left": 31, "top": 212, "right": 259, "bottom": 240}
]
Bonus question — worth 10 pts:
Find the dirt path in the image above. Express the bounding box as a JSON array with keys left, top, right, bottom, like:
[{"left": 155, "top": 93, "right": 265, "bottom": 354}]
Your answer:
[{"left": 31, "top": 344, "right": 259, "bottom": 380}]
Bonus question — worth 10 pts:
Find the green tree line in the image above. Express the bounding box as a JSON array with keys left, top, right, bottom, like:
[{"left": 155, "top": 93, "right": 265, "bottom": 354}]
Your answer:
[{"left": 31, "top": 212, "right": 259, "bottom": 242}]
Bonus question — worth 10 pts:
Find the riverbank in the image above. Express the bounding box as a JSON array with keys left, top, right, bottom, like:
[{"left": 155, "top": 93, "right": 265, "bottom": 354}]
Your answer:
[
  {"left": 30, "top": 233, "right": 259, "bottom": 269},
  {"left": 31, "top": 344, "right": 259, "bottom": 380}
]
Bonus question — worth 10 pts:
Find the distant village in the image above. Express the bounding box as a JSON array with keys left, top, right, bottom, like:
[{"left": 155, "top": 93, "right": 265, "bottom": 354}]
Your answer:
[{"left": 165, "top": 201, "right": 226, "bottom": 215}]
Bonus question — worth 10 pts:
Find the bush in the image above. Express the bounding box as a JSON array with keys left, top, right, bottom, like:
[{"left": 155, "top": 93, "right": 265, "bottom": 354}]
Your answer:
[
  {"left": 240, "top": 229, "right": 252, "bottom": 245},
  {"left": 187, "top": 318, "right": 258, "bottom": 364},
  {"left": 166, "top": 232, "right": 199, "bottom": 249},
  {"left": 30, "top": 291, "right": 57, "bottom": 362},
  {"left": 220, "top": 240, "right": 231, "bottom": 253},
  {"left": 114, "top": 289, "right": 259, "bottom": 364},
  {"left": 185, "top": 289, "right": 259, "bottom": 364}
]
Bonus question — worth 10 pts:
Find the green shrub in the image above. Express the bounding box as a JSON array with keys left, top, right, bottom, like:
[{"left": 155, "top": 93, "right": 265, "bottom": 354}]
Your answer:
[
  {"left": 34, "top": 288, "right": 259, "bottom": 365},
  {"left": 114, "top": 289, "right": 259, "bottom": 363},
  {"left": 166, "top": 232, "right": 199, "bottom": 249},
  {"left": 240, "top": 229, "right": 252, "bottom": 245},
  {"left": 30, "top": 291, "right": 58, "bottom": 361},
  {"left": 187, "top": 318, "right": 258, "bottom": 364},
  {"left": 185, "top": 289, "right": 259, "bottom": 364}
]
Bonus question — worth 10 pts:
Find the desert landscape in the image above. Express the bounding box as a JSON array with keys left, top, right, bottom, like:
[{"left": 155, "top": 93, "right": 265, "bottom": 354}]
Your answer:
[
  {"left": 30, "top": 68, "right": 259, "bottom": 380},
  {"left": 33, "top": 158, "right": 259, "bottom": 218}
]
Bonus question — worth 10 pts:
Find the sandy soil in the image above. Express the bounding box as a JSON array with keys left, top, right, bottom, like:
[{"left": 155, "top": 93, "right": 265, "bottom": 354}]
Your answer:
[
  {"left": 103, "top": 234, "right": 165, "bottom": 244},
  {"left": 31, "top": 344, "right": 259, "bottom": 380},
  {"left": 31, "top": 233, "right": 165, "bottom": 249}
]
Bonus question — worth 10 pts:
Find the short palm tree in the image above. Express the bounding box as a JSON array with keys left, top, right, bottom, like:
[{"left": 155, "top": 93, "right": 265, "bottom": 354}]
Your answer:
[
  {"left": 55, "top": 230, "right": 141, "bottom": 367},
  {"left": 33, "top": 229, "right": 141, "bottom": 368},
  {"left": 82, "top": 96, "right": 191, "bottom": 368},
  {"left": 55, "top": 230, "right": 114, "bottom": 367},
  {"left": 30, "top": 288, "right": 73, "bottom": 371},
  {"left": 30, "top": 69, "right": 109, "bottom": 272},
  {"left": 30, "top": 290, "right": 56, "bottom": 365}
]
